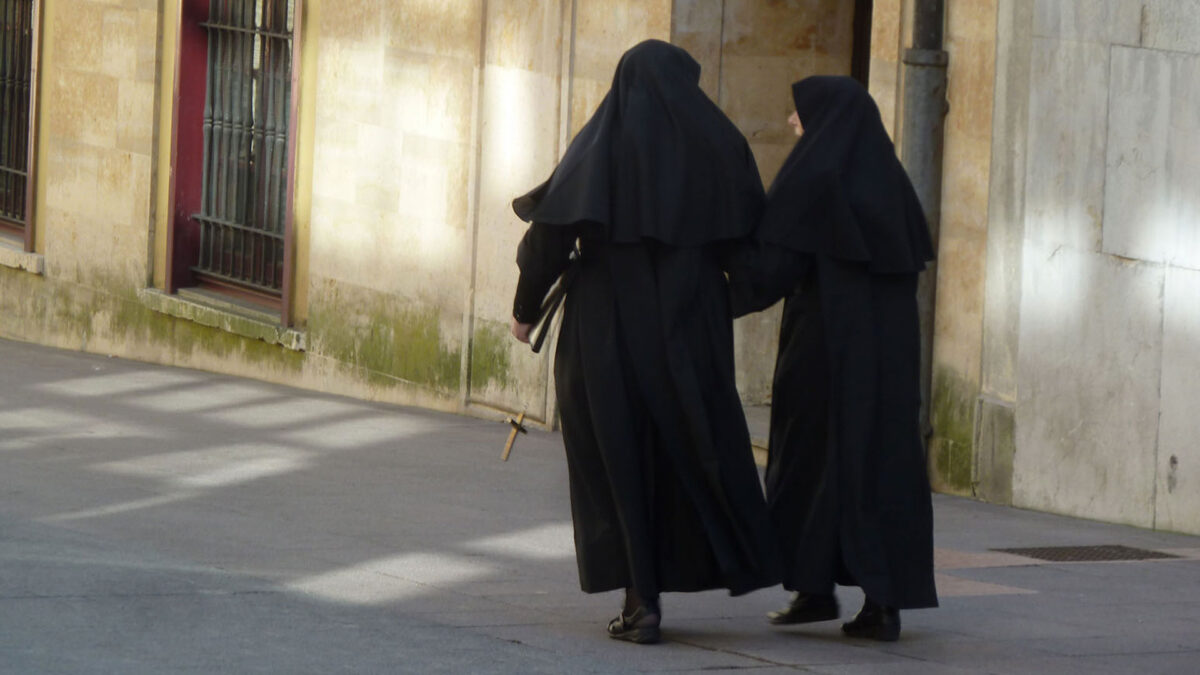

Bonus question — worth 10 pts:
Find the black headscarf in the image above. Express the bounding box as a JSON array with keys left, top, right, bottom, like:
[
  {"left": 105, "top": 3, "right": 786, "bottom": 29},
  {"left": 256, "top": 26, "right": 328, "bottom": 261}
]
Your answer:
[
  {"left": 757, "top": 76, "right": 934, "bottom": 273},
  {"left": 512, "top": 40, "right": 764, "bottom": 247}
]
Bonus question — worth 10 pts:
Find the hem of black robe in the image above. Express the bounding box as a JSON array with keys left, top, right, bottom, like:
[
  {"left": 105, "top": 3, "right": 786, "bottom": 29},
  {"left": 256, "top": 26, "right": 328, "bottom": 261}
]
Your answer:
[
  {"left": 780, "top": 564, "right": 938, "bottom": 610},
  {"left": 579, "top": 574, "right": 781, "bottom": 598}
]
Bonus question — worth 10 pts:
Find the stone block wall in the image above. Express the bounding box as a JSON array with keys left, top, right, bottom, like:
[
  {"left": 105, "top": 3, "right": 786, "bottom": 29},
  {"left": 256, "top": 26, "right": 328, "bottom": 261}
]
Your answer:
[
  {"left": 2, "top": 0, "right": 689, "bottom": 425},
  {"left": 41, "top": 0, "right": 158, "bottom": 290},
  {"left": 1007, "top": 0, "right": 1200, "bottom": 531},
  {"left": 470, "top": 0, "right": 675, "bottom": 422},
  {"left": 926, "top": 0, "right": 999, "bottom": 495},
  {"left": 672, "top": 0, "right": 857, "bottom": 403},
  {"left": 307, "top": 0, "right": 482, "bottom": 407},
  {"left": 0, "top": 0, "right": 855, "bottom": 433},
  {"left": 922, "top": 0, "right": 1200, "bottom": 534},
  {"left": 867, "top": 0, "right": 905, "bottom": 139}
]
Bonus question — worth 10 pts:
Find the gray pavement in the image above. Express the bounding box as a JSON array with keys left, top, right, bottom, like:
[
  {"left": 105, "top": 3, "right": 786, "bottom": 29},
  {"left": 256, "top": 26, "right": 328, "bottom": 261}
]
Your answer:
[{"left": 1, "top": 336, "right": 1199, "bottom": 674}]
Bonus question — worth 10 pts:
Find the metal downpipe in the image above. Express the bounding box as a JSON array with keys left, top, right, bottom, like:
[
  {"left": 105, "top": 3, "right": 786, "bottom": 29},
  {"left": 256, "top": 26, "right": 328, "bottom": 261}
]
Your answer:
[{"left": 900, "top": 0, "right": 949, "bottom": 443}]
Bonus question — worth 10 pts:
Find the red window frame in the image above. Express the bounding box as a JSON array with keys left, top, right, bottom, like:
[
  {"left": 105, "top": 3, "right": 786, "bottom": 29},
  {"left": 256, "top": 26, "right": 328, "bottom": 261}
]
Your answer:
[
  {"left": 0, "top": 0, "right": 40, "bottom": 253},
  {"left": 166, "top": 0, "right": 302, "bottom": 326}
]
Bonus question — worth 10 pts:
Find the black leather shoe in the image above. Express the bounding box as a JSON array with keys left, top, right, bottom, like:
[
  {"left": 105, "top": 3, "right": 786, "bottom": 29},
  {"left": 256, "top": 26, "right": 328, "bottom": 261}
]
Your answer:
[
  {"left": 767, "top": 592, "right": 840, "bottom": 625},
  {"left": 841, "top": 598, "right": 900, "bottom": 641},
  {"left": 607, "top": 604, "right": 661, "bottom": 644}
]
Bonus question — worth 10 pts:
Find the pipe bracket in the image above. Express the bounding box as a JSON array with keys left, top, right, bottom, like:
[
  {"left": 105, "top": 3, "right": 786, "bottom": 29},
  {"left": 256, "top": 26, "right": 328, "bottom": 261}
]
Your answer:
[{"left": 903, "top": 48, "right": 949, "bottom": 67}]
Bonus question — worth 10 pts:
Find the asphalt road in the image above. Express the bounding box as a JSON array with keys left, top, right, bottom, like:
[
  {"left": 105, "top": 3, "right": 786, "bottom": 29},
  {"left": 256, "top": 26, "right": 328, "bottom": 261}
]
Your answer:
[{"left": 2, "top": 337, "right": 1198, "bottom": 674}]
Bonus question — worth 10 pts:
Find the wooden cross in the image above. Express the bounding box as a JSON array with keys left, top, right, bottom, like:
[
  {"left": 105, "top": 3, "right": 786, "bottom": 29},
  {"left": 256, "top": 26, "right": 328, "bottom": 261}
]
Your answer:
[{"left": 501, "top": 411, "right": 527, "bottom": 461}]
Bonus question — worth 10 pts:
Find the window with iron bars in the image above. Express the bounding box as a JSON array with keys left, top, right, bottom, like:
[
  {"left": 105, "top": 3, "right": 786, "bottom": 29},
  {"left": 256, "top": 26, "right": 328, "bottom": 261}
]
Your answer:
[
  {"left": 0, "top": 0, "right": 38, "bottom": 251},
  {"left": 170, "top": 0, "right": 300, "bottom": 322}
]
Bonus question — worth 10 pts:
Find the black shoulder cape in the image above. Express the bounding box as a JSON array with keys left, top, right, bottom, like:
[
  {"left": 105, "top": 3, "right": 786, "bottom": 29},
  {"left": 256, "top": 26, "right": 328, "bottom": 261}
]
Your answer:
[
  {"left": 512, "top": 39, "right": 764, "bottom": 246},
  {"left": 757, "top": 76, "right": 934, "bottom": 273}
]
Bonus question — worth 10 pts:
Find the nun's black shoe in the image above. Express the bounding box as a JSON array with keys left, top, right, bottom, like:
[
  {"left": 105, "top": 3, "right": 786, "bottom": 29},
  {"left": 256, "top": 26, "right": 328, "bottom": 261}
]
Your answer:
[
  {"left": 767, "top": 592, "right": 839, "bottom": 625},
  {"left": 607, "top": 604, "right": 661, "bottom": 644},
  {"left": 841, "top": 598, "right": 900, "bottom": 641}
]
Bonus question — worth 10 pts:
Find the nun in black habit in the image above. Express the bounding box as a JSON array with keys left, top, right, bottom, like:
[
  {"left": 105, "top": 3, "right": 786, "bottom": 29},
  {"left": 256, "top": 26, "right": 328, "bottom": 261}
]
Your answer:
[
  {"left": 509, "top": 40, "right": 781, "bottom": 644},
  {"left": 728, "top": 76, "right": 938, "bottom": 641}
]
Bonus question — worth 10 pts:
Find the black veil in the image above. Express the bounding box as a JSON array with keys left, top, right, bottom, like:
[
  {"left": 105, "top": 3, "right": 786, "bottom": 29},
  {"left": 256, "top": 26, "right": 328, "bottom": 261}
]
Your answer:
[
  {"left": 757, "top": 76, "right": 934, "bottom": 273},
  {"left": 512, "top": 40, "right": 764, "bottom": 246}
]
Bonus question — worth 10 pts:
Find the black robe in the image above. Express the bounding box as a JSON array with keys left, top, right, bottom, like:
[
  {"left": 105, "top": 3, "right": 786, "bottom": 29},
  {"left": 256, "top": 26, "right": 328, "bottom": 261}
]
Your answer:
[
  {"left": 511, "top": 40, "right": 780, "bottom": 599},
  {"left": 729, "top": 76, "right": 938, "bottom": 610}
]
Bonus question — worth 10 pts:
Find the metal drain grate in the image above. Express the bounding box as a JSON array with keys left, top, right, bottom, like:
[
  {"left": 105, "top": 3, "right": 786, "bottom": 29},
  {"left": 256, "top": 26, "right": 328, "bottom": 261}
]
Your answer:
[{"left": 991, "top": 544, "right": 1180, "bottom": 562}]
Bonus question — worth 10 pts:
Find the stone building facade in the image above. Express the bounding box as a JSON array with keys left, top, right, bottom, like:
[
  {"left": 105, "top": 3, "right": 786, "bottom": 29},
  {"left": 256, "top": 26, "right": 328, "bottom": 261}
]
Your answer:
[
  {"left": 0, "top": 0, "right": 858, "bottom": 422},
  {"left": 912, "top": 0, "right": 1200, "bottom": 535},
  {"left": 1, "top": 0, "right": 1196, "bottom": 535}
]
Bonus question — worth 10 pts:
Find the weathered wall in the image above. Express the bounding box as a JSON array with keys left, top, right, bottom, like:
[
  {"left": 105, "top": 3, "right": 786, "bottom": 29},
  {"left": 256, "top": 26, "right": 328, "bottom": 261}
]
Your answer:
[
  {"left": 867, "top": 0, "right": 907, "bottom": 139},
  {"left": 975, "top": 0, "right": 1032, "bottom": 507},
  {"left": 468, "top": 0, "right": 566, "bottom": 423},
  {"left": 0, "top": 0, "right": 314, "bottom": 392},
  {"left": 864, "top": 0, "right": 1003, "bottom": 494},
  {"left": 925, "top": 0, "right": 998, "bottom": 495},
  {"left": 5, "top": 1, "right": 900, "bottom": 445},
  {"left": 2, "top": 0, "right": 439, "bottom": 413},
  {"left": 869, "top": 0, "right": 1010, "bottom": 499},
  {"left": 672, "top": 0, "right": 857, "bottom": 403},
  {"left": 1, "top": 0, "right": 164, "bottom": 358},
  {"left": 914, "top": 0, "right": 1200, "bottom": 534},
  {"left": 41, "top": 0, "right": 157, "bottom": 290},
  {"left": 307, "top": 0, "right": 481, "bottom": 406},
  {"left": 1007, "top": 0, "right": 1200, "bottom": 531},
  {"left": 1, "top": 0, "right": 684, "bottom": 427},
  {"left": 470, "top": 0, "right": 675, "bottom": 423},
  {"left": 571, "top": 1, "right": 674, "bottom": 136}
]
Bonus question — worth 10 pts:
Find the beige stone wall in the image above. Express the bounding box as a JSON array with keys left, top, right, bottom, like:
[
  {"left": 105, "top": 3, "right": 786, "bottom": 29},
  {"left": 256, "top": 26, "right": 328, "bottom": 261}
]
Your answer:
[
  {"left": 468, "top": 0, "right": 675, "bottom": 422},
  {"left": 670, "top": 0, "right": 723, "bottom": 99},
  {"left": 1, "top": 0, "right": 322, "bottom": 385},
  {"left": 926, "top": 0, "right": 998, "bottom": 494},
  {"left": 305, "top": 0, "right": 482, "bottom": 406},
  {"left": 470, "top": 0, "right": 570, "bottom": 422},
  {"left": 1003, "top": 0, "right": 1200, "bottom": 532},
  {"left": 865, "top": 0, "right": 1005, "bottom": 498},
  {"left": 721, "top": 0, "right": 856, "bottom": 183},
  {"left": 40, "top": 0, "right": 158, "bottom": 289},
  {"left": 570, "top": 1, "right": 674, "bottom": 136},
  {"left": 904, "top": 0, "right": 1200, "bottom": 534},
  {"left": 868, "top": 0, "right": 906, "bottom": 138},
  {"left": 2, "top": 0, "right": 864, "bottom": 429},
  {"left": 671, "top": 0, "right": 857, "bottom": 403}
]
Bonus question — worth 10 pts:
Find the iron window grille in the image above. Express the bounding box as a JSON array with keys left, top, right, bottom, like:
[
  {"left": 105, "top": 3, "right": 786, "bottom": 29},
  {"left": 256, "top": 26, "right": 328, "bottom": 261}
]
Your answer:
[
  {"left": 0, "top": 0, "right": 37, "bottom": 247},
  {"left": 192, "top": 0, "right": 295, "bottom": 297}
]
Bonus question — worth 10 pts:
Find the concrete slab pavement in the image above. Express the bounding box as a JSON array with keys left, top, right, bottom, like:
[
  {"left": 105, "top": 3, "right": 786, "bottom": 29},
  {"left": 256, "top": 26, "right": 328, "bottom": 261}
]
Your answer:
[{"left": 1, "top": 337, "right": 1199, "bottom": 674}]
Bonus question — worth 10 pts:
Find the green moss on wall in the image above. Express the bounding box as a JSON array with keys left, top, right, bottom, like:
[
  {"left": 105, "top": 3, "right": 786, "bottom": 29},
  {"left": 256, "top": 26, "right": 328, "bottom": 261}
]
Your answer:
[
  {"left": 0, "top": 266, "right": 304, "bottom": 375},
  {"left": 309, "top": 289, "right": 462, "bottom": 392},
  {"left": 470, "top": 320, "right": 511, "bottom": 391},
  {"left": 172, "top": 315, "right": 306, "bottom": 372},
  {"left": 3, "top": 267, "right": 487, "bottom": 401},
  {"left": 975, "top": 399, "right": 1015, "bottom": 505},
  {"left": 930, "top": 366, "right": 977, "bottom": 495}
]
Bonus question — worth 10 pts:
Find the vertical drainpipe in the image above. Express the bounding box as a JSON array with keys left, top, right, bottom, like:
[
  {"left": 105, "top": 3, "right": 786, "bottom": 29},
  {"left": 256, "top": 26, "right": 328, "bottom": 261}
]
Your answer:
[{"left": 901, "top": 0, "right": 949, "bottom": 443}]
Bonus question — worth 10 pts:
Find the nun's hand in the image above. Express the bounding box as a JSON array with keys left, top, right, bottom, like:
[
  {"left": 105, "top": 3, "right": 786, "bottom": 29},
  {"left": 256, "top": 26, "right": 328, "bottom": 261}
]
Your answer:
[{"left": 511, "top": 318, "right": 533, "bottom": 344}]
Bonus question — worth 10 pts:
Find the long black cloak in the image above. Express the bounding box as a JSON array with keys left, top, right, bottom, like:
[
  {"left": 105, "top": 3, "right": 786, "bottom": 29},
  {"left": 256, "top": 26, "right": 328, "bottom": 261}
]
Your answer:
[
  {"left": 730, "top": 76, "right": 938, "bottom": 609},
  {"left": 512, "top": 40, "right": 779, "bottom": 600}
]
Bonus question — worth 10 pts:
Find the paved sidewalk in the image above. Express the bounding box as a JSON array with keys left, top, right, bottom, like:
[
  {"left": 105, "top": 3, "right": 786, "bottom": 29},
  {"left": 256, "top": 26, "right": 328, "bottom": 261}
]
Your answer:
[{"left": 1, "top": 337, "right": 1198, "bottom": 674}]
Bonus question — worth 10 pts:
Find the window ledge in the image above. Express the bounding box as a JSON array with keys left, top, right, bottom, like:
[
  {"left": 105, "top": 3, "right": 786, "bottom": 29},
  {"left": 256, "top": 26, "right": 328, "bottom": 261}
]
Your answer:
[
  {"left": 138, "top": 288, "right": 306, "bottom": 352},
  {"left": 0, "top": 239, "right": 44, "bottom": 275}
]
